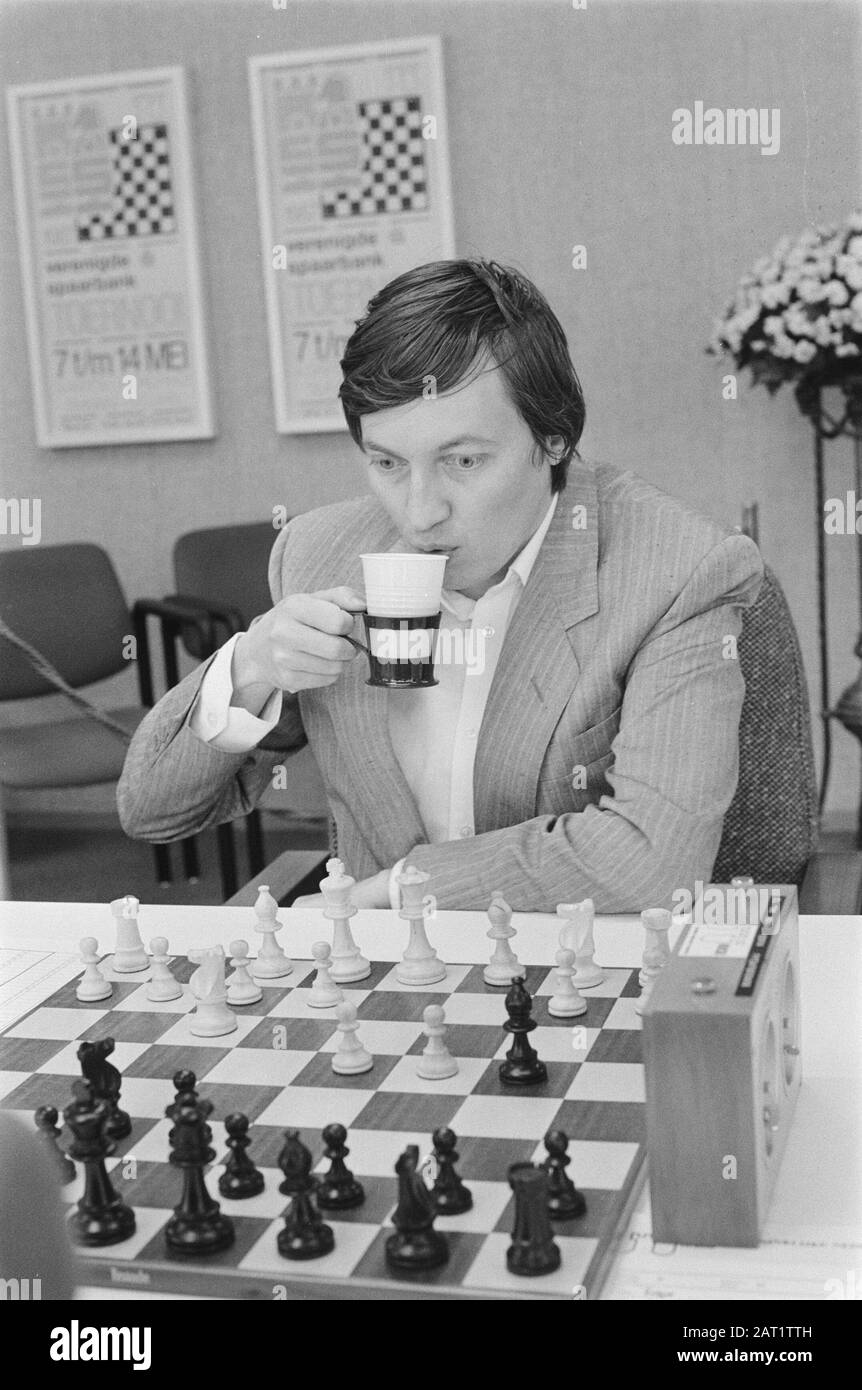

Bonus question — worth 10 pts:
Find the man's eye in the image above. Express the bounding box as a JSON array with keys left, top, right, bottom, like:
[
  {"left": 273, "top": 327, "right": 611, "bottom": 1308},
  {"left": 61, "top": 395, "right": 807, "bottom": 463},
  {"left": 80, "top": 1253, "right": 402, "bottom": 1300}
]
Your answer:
[
  {"left": 370, "top": 457, "right": 401, "bottom": 472},
  {"left": 446, "top": 455, "right": 485, "bottom": 471}
]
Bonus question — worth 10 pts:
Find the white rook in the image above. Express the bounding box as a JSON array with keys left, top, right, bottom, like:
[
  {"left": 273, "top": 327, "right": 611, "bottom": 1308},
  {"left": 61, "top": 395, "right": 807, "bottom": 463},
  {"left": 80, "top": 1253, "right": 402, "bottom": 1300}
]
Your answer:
[{"left": 109, "top": 895, "right": 148, "bottom": 973}]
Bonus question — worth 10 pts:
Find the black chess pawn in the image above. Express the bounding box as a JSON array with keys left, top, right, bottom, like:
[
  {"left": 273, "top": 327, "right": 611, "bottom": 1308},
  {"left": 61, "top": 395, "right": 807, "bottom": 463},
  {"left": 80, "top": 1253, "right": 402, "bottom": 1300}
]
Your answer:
[
  {"left": 63, "top": 1079, "right": 136, "bottom": 1246},
  {"left": 385, "top": 1144, "right": 449, "bottom": 1272},
  {"left": 316, "top": 1123, "right": 365, "bottom": 1211},
  {"left": 430, "top": 1127, "right": 472, "bottom": 1215},
  {"left": 218, "top": 1113, "right": 264, "bottom": 1199},
  {"left": 165, "top": 1099, "right": 234, "bottom": 1256},
  {"left": 499, "top": 975, "right": 547, "bottom": 1085},
  {"left": 77, "top": 1037, "right": 131, "bottom": 1140},
  {"left": 277, "top": 1130, "right": 335, "bottom": 1260},
  {"left": 506, "top": 1161, "right": 561, "bottom": 1276},
  {"left": 172, "top": 1069, "right": 198, "bottom": 1105},
  {"left": 34, "top": 1104, "right": 76, "bottom": 1185},
  {"left": 542, "top": 1129, "right": 586, "bottom": 1220}
]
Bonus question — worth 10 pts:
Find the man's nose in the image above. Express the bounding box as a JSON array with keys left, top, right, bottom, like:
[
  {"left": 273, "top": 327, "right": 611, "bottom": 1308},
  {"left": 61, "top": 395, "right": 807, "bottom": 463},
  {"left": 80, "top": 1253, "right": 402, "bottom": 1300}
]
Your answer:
[{"left": 404, "top": 475, "right": 450, "bottom": 534}]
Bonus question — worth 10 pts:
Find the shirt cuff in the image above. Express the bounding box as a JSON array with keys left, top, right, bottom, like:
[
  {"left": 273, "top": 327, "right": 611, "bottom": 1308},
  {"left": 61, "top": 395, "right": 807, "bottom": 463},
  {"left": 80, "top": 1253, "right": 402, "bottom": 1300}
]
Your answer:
[
  {"left": 188, "top": 632, "right": 283, "bottom": 753},
  {"left": 388, "top": 858, "right": 407, "bottom": 912}
]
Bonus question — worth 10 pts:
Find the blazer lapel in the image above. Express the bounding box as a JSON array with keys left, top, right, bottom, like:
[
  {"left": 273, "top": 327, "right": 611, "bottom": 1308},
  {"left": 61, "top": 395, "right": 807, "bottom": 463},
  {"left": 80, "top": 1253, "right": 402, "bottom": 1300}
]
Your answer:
[{"left": 474, "top": 465, "right": 600, "bottom": 832}]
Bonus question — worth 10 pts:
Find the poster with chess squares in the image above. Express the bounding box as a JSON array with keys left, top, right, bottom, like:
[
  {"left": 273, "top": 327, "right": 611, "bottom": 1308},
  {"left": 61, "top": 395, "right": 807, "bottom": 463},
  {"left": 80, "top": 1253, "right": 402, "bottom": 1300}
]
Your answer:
[
  {"left": 6, "top": 66, "right": 214, "bottom": 446},
  {"left": 75, "top": 124, "right": 177, "bottom": 243},
  {"left": 249, "top": 38, "right": 455, "bottom": 434}
]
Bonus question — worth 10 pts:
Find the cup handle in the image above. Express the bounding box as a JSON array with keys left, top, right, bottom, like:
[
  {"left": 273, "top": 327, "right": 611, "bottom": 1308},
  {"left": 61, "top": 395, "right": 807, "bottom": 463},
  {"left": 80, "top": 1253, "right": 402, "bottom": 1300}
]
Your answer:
[{"left": 343, "top": 633, "right": 371, "bottom": 657}]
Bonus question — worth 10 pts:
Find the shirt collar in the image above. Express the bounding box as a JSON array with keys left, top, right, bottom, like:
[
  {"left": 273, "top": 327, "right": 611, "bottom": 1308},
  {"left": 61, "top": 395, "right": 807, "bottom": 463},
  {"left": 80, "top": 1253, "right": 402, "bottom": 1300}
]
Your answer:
[{"left": 441, "top": 492, "right": 559, "bottom": 617}]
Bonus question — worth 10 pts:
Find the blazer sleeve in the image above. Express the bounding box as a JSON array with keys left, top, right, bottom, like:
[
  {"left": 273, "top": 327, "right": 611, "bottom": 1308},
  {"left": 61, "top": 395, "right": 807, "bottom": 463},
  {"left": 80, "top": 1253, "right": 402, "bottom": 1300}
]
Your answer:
[
  {"left": 116, "top": 521, "right": 307, "bottom": 843},
  {"left": 404, "top": 532, "right": 765, "bottom": 912}
]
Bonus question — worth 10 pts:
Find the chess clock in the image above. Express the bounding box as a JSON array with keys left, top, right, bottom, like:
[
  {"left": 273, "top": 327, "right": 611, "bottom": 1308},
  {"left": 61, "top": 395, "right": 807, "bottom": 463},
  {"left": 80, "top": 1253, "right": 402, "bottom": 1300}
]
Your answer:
[{"left": 641, "top": 881, "right": 801, "bottom": 1247}]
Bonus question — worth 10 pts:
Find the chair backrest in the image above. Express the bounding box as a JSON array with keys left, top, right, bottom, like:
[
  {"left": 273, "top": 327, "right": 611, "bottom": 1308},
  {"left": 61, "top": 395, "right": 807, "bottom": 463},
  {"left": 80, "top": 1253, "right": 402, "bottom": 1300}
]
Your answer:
[
  {"left": 173, "top": 522, "right": 279, "bottom": 658},
  {"left": 712, "top": 565, "right": 819, "bottom": 886},
  {"left": 0, "top": 544, "right": 131, "bottom": 701}
]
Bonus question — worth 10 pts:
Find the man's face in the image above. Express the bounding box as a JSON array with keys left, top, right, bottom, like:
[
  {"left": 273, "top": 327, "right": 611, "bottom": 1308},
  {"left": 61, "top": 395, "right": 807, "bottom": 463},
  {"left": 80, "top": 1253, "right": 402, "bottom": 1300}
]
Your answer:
[{"left": 359, "top": 361, "right": 559, "bottom": 600}]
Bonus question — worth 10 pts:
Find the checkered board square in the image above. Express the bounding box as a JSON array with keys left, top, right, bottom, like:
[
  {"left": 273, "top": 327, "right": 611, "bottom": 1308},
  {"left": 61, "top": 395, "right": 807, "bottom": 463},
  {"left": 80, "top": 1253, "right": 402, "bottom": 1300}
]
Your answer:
[
  {"left": 0, "top": 954, "right": 647, "bottom": 1301},
  {"left": 76, "top": 124, "right": 176, "bottom": 241},
  {"left": 320, "top": 96, "right": 429, "bottom": 219}
]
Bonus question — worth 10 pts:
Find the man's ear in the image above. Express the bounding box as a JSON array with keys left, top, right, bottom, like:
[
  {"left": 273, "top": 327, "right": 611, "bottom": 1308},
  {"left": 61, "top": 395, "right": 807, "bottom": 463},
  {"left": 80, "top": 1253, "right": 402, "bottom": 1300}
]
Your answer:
[{"left": 545, "top": 435, "right": 565, "bottom": 465}]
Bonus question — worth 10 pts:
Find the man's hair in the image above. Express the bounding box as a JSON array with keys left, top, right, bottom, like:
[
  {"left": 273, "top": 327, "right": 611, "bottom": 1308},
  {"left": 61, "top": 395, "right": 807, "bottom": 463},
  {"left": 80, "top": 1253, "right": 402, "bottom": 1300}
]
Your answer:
[{"left": 338, "top": 259, "right": 586, "bottom": 493}]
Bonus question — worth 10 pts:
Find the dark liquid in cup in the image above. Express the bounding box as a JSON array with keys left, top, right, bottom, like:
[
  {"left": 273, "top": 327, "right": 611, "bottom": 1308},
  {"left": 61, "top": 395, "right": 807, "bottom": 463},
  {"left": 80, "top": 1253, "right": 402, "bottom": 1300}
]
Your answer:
[{"left": 362, "top": 613, "right": 441, "bottom": 688}]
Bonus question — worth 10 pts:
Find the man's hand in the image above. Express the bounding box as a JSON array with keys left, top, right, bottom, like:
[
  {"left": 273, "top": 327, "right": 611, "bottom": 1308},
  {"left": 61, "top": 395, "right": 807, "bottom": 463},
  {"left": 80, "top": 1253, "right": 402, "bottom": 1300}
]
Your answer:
[
  {"left": 293, "top": 869, "right": 391, "bottom": 910},
  {"left": 229, "top": 586, "right": 366, "bottom": 714}
]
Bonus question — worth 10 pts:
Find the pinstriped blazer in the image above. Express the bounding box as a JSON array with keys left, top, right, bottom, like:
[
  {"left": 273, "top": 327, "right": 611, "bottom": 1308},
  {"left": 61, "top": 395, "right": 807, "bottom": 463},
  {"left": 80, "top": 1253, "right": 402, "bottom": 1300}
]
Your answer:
[{"left": 117, "top": 460, "right": 764, "bottom": 912}]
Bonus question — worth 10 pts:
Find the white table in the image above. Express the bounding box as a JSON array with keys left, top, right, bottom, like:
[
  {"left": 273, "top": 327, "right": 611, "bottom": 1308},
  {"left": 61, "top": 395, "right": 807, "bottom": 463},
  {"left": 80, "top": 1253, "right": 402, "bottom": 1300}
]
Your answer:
[{"left": 1, "top": 901, "right": 859, "bottom": 1300}]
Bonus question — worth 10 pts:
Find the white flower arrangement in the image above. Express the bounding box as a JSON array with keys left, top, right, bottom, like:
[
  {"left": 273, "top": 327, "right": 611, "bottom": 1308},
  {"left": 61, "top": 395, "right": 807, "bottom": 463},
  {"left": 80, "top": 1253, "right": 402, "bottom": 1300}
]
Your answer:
[{"left": 708, "top": 211, "right": 862, "bottom": 396}]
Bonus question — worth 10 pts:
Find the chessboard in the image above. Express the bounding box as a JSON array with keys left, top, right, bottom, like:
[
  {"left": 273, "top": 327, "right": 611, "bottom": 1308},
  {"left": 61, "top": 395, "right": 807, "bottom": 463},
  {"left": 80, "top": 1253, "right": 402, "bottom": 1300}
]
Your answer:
[
  {"left": 320, "top": 95, "right": 429, "bottom": 219},
  {"left": 76, "top": 123, "right": 176, "bottom": 241},
  {"left": 0, "top": 947, "right": 647, "bottom": 1301}
]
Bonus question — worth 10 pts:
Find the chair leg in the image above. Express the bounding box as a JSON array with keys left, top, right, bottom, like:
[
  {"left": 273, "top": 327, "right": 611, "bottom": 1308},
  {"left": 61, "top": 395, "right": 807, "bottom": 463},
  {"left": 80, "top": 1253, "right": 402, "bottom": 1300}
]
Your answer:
[
  {"left": 181, "top": 836, "right": 200, "bottom": 883},
  {"left": 246, "top": 809, "right": 265, "bottom": 877},
  {"left": 154, "top": 843, "right": 172, "bottom": 887},
  {"left": 216, "top": 822, "right": 238, "bottom": 900}
]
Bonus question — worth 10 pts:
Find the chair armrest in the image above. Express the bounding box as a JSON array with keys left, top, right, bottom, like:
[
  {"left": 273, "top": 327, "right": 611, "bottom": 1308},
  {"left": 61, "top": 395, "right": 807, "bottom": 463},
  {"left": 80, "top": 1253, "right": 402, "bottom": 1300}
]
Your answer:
[
  {"left": 224, "top": 850, "right": 329, "bottom": 907},
  {"left": 165, "top": 593, "right": 246, "bottom": 642},
  {"left": 799, "top": 849, "right": 862, "bottom": 914},
  {"left": 131, "top": 598, "right": 218, "bottom": 702},
  {"left": 133, "top": 596, "right": 226, "bottom": 626}
]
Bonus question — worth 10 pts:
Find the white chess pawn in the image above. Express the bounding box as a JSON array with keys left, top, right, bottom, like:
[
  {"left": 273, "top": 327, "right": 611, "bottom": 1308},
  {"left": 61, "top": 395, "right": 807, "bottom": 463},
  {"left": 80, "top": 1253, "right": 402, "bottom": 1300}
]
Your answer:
[
  {"left": 189, "top": 946, "right": 237, "bottom": 1037},
  {"left": 416, "top": 1003, "right": 458, "bottom": 1080},
  {"left": 396, "top": 864, "right": 446, "bottom": 986},
  {"left": 146, "top": 936, "right": 182, "bottom": 1002},
  {"left": 109, "top": 895, "right": 148, "bottom": 972},
  {"left": 483, "top": 894, "right": 524, "bottom": 986},
  {"left": 307, "top": 941, "right": 343, "bottom": 1009},
  {"left": 547, "top": 947, "right": 587, "bottom": 1018},
  {"left": 557, "top": 898, "right": 604, "bottom": 989},
  {"left": 76, "top": 937, "right": 112, "bottom": 1002},
  {"left": 636, "top": 908, "right": 672, "bottom": 1016},
  {"left": 330, "top": 1000, "right": 373, "bottom": 1075},
  {"left": 226, "top": 940, "right": 263, "bottom": 1005},
  {"left": 251, "top": 885, "right": 293, "bottom": 980},
  {"left": 320, "top": 858, "right": 371, "bottom": 984}
]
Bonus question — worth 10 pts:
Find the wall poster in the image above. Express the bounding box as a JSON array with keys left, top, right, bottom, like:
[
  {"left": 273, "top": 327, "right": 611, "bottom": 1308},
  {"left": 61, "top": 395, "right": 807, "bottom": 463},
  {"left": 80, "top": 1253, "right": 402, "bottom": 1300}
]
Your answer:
[
  {"left": 249, "top": 37, "right": 455, "bottom": 434},
  {"left": 6, "top": 66, "right": 214, "bottom": 447}
]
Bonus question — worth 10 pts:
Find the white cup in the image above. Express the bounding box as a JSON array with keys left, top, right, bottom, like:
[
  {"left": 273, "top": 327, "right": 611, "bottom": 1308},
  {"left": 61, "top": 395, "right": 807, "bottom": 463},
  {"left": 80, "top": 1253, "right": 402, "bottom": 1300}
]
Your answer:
[{"left": 360, "top": 552, "right": 448, "bottom": 616}]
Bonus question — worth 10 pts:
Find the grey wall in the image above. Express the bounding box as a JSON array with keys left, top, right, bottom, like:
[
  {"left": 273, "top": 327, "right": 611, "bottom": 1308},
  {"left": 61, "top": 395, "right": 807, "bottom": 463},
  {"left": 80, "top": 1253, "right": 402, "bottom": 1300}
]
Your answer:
[{"left": 1, "top": 0, "right": 859, "bottom": 822}]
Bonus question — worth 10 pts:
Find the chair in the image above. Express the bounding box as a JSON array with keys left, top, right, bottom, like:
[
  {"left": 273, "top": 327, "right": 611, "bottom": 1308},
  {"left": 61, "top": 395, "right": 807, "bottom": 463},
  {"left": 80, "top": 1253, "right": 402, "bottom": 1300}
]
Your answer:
[
  {"left": 0, "top": 543, "right": 202, "bottom": 899},
  {"left": 234, "top": 565, "right": 862, "bottom": 913},
  {"left": 172, "top": 522, "right": 278, "bottom": 659},
  {"left": 714, "top": 565, "right": 862, "bottom": 911},
  {"left": 156, "top": 522, "right": 329, "bottom": 899}
]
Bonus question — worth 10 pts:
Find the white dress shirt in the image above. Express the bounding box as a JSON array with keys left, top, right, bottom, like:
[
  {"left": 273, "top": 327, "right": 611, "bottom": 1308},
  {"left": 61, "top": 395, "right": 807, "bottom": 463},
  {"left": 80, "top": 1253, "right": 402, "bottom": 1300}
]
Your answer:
[{"left": 188, "top": 494, "right": 559, "bottom": 904}]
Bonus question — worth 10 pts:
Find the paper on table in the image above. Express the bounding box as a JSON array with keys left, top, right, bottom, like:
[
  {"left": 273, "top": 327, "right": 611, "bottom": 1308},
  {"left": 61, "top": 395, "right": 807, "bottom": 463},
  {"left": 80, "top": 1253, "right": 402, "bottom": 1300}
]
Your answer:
[
  {"left": 603, "top": 1076, "right": 862, "bottom": 1301},
  {"left": 0, "top": 949, "right": 81, "bottom": 1030}
]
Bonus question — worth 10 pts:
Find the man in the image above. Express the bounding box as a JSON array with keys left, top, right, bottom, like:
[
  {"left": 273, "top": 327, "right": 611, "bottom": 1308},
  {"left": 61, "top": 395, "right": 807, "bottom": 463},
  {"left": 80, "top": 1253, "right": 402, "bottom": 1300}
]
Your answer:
[{"left": 117, "top": 258, "right": 763, "bottom": 912}]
